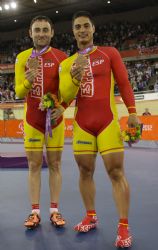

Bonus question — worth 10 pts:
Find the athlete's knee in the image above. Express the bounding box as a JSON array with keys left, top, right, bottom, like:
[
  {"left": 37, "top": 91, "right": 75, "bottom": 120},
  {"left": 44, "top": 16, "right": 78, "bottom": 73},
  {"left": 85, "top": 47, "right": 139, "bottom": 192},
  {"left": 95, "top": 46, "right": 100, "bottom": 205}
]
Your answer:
[
  {"left": 107, "top": 164, "right": 123, "bottom": 182},
  {"left": 48, "top": 159, "right": 61, "bottom": 172},
  {"left": 79, "top": 164, "right": 94, "bottom": 179},
  {"left": 28, "top": 159, "right": 42, "bottom": 173}
]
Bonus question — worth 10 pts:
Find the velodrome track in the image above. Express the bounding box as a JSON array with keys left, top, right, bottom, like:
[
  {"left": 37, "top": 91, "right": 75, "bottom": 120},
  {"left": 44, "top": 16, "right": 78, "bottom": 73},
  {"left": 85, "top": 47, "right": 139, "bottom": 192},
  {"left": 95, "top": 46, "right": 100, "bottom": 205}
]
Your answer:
[{"left": 0, "top": 143, "right": 158, "bottom": 250}]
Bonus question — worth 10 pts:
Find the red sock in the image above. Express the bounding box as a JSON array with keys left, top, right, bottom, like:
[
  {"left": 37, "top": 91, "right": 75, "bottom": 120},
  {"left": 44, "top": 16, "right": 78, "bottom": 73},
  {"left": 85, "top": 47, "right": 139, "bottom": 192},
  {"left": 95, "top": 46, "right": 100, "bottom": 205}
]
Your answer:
[
  {"left": 50, "top": 202, "right": 58, "bottom": 209},
  {"left": 87, "top": 210, "right": 97, "bottom": 217},
  {"left": 32, "top": 204, "right": 39, "bottom": 210},
  {"left": 119, "top": 218, "right": 128, "bottom": 225}
]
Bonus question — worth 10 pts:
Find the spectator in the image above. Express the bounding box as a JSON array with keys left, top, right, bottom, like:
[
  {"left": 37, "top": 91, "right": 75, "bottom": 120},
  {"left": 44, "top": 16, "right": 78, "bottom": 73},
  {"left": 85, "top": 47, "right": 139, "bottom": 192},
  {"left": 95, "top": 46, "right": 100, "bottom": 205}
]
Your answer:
[
  {"left": 142, "top": 108, "right": 151, "bottom": 116},
  {"left": 154, "top": 79, "right": 158, "bottom": 92}
]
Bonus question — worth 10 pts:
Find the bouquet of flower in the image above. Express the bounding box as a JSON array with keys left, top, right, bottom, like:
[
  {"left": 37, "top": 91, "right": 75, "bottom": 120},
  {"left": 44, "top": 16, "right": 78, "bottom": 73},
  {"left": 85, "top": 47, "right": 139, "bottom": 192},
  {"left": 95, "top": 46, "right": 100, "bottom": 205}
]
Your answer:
[
  {"left": 121, "top": 124, "right": 143, "bottom": 147},
  {"left": 39, "top": 92, "right": 60, "bottom": 138},
  {"left": 39, "top": 92, "right": 60, "bottom": 112}
]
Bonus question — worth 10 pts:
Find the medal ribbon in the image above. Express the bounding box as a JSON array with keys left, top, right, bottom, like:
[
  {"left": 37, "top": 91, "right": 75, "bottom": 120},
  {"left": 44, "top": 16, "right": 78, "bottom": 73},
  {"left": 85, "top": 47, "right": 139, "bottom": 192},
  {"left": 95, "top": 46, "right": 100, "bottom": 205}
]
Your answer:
[
  {"left": 30, "top": 45, "right": 49, "bottom": 58},
  {"left": 78, "top": 45, "right": 94, "bottom": 55},
  {"left": 45, "top": 108, "right": 52, "bottom": 139}
]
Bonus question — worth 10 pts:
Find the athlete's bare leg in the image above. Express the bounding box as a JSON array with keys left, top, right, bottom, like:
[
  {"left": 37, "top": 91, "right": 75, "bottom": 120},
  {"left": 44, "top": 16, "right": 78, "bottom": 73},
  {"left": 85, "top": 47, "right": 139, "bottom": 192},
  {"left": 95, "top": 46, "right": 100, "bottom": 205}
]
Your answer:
[
  {"left": 102, "top": 152, "right": 130, "bottom": 218},
  {"left": 74, "top": 154, "right": 97, "bottom": 210},
  {"left": 46, "top": 151, "right": 62, "bottom": 203},
  {"left": 26, "top": 151, "right": 43, "bottom": 204}
]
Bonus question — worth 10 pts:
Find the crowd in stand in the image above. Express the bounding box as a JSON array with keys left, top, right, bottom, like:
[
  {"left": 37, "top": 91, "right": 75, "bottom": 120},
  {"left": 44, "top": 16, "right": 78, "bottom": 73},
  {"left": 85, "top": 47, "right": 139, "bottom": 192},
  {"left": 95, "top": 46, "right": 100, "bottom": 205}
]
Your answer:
[
  {"left": 0, "top": 74, "right": 15, "bottom": 102},
  {"left": 114, "top": 59, "right": 158, "bottom": 94},
  {"left": 0, "top": 20, "right": 158, "bottom": 102},
  {"left": 1, "top": 20, "right": 158, "bottom": 61},
  {"left": 114, "top": 61, "right": 157, "bottom": 94},
  {"left": 126, "top": 60, "right": 156, "bottom": 91}
]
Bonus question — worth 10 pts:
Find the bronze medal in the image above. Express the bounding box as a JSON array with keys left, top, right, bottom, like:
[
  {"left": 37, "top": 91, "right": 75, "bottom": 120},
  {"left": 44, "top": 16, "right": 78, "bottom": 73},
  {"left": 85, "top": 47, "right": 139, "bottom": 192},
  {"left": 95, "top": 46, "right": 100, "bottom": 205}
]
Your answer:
[{"left": 27, "top": 57, "right": 39, "bottom": 69}]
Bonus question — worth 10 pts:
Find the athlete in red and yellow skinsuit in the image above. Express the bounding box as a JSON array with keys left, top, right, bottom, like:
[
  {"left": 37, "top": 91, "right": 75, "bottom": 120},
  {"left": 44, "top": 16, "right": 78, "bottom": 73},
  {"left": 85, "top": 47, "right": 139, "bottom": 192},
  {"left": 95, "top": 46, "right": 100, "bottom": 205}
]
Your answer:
[
  {"left": 60, "top": 45, "right": 136, "bottom": 155},
  {"left": 59, "top": 11, "right": 139, "bottom": 247},
  {"left": 15, "top": 16, "right": 67, "bottom": 229},
  {"left": 16, "top": 46, "right": 67, "bottom": 150}
]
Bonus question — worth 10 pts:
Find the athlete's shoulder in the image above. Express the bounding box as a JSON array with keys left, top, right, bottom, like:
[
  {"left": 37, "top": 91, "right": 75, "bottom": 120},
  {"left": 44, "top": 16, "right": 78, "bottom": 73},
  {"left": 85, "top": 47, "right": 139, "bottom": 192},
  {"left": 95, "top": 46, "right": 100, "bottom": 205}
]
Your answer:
[
  {"left": 16, "top": 48, "right": 32, "bottom": 59},
  {"left": 15, "top": 48, "right": 32, "bottom": 65},
  {"left": 98, "top": 46, "right": 122, "bottom": 62},
  {"left": 60, "top": 53, "right": 77, "bottom": 67},
  {"left": 51, "top": 47, "right": 67, "bottom": 60},
  {"left": 51, "top": 47, "right": 65, "bottom": 55},
  {"left": 98, "top": 46, "right": 119, "bottom": 54}
]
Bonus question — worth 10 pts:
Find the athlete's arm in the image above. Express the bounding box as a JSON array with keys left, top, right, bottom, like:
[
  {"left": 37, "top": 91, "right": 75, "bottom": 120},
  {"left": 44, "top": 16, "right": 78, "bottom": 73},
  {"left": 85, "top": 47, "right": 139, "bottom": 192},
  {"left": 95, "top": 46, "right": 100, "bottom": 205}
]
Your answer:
[
  {"left": 15, "top": 53, "right": 37, "bottom": 99},
  {"left": 59, "top": 60, "right": 80, "bottom": 104},
  {"left": 109, "top": 47, "right": 139, "bottom": 126},
  {"left": 109, "top": 47, "right": 136, "bottom": 114}
]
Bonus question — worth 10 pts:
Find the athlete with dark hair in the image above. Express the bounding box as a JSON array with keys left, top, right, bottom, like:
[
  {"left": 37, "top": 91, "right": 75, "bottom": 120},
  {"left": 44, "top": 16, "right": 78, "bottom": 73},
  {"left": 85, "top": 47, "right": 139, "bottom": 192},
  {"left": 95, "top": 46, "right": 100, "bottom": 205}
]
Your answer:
[
  {"left": 15, "top": 15, "right": 67, "bottom": 229},
  {"left": 59, "top": 11, "right": 139, "bottom": 248}
]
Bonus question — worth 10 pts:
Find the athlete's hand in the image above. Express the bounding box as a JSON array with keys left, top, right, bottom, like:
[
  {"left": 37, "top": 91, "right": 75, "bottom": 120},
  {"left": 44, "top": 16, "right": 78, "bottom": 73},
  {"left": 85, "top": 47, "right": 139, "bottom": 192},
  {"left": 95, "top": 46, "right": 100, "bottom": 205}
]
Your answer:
[
  {"left": 127, "top": 114, "right": 140, "bottom": 128},
  {"left": 51, "top": 105, "right": 65, "bottom": 121},
  {"left": 25, "top": 57, "right": 39, "bottom": 84},
  {"left": 25, "top": 68, "right": 38, "bottom": 84},
  {"left": 27, "top": 57, "right": 39, "bottom": 70},
  {"left": 70, "top": 54, "right": 87, "bottom": 82}
]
